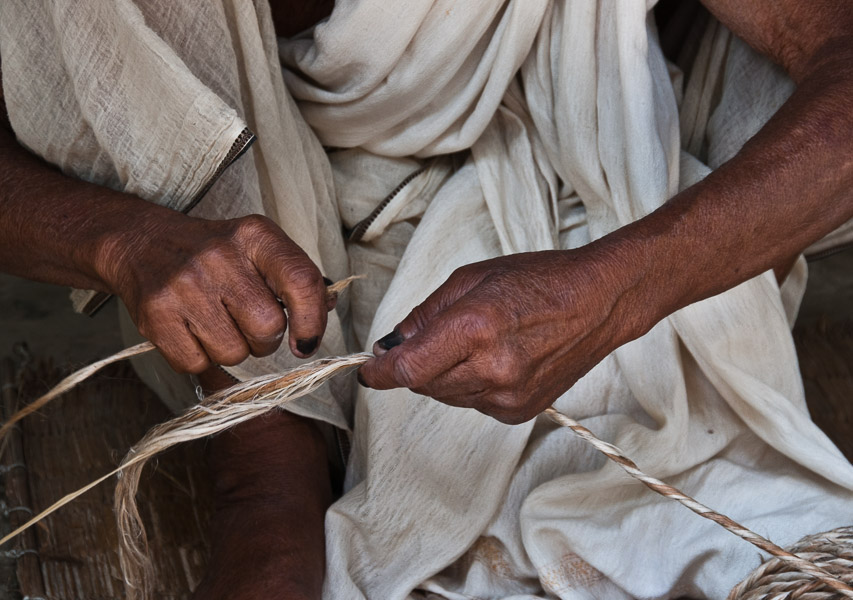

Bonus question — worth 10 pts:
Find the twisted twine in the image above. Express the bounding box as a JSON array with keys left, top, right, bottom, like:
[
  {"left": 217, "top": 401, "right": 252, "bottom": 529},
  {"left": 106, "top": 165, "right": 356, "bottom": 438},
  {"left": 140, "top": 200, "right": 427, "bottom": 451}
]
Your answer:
[
  {"left": 0, "top": 289, "right": 850, "bottom": 598},
  {"left": 728, "top": 526, "right": 853, "bottom": 599},
  {"left": 543, "top": 408, "right": 853, "bottom": 598}
]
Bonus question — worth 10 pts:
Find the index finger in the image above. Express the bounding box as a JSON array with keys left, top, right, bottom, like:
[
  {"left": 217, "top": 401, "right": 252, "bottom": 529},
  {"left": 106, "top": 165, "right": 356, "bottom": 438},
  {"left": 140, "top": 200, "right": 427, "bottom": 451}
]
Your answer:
[{"left": 248, "top": 228, "right": 328, "bottom": 358}]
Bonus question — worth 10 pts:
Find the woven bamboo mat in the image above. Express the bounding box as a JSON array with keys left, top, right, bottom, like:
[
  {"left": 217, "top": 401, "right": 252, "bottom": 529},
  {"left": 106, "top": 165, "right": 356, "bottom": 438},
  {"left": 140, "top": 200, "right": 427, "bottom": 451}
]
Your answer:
[
  {"left": 0, "top": 320, "right": 851, "bottom": 599},
  {"left": 0, "top": 358, "right": 212, "bottom": 600}
]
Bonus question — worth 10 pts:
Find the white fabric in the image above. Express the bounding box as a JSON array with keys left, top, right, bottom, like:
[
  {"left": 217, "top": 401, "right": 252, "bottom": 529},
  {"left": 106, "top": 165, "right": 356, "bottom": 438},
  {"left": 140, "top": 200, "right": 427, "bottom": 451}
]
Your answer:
[
  {"left": 2, "top": 1, "right": 852, "bottom": 599},
  {"left": 1, "top": 0, "right": 352, "bottom": 427},
  {"left": 280, "top": 3, "right": 853, "bottom": 599}
]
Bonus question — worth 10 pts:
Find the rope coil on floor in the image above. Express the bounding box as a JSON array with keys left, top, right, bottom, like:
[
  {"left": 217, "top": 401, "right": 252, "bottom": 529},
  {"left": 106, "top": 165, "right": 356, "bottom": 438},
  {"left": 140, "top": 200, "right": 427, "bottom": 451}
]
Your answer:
[{"left": 728, "top": 526, "right": 853, "bottom": 600}]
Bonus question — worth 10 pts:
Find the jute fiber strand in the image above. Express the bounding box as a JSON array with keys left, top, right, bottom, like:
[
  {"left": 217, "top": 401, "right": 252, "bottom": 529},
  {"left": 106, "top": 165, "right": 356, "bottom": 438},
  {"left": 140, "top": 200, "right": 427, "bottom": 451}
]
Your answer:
[
  {"left": 0, "top": 347, "right": 850, "bottom": 596},
  {"left": 114, "top": 352, "right": 373, "bottom": 599},
  {"left": 0, "top": 352, "right": 371, "bottom": 594},
  {"left": 0, "top": 341, "right": 156, "bottom": 441},
  {"left": 0, "top": 276, "right": 362, "bottom": 445}
]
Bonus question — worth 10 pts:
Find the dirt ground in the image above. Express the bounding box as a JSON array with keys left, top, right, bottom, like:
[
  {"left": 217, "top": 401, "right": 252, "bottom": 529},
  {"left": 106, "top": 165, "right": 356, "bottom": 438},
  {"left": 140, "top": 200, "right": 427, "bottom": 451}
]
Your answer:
[{"left": 0, "top": 249, "right": 850, "bottom": 598}]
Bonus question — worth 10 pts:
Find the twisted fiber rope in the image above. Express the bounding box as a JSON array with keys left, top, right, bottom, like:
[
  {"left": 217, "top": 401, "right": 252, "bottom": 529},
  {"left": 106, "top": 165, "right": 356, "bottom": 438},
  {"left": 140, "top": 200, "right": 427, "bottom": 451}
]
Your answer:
[
  {"left": 543, "top": 408, "right": 853, "bottom": 598},
  {"left": 0, "top": 299, "right": 850, "bottom": 597},
  {"left": 727, "top": 527, "right": 853, "bottom": 600}
]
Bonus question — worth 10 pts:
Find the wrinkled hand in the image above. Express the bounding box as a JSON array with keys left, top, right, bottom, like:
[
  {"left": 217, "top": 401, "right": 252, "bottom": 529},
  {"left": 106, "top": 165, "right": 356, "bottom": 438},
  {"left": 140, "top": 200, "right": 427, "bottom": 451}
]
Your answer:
[
  {"left": 99, "top": 209, "right": 331, "bottom": 373},
  {"left": 358, "top": 248, "right": 654, "bottom": 424}
]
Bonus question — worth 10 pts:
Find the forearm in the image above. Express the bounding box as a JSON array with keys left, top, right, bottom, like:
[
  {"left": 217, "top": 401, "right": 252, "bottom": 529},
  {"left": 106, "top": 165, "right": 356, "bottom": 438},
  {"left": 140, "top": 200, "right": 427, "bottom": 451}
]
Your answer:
[
  {"left": 603, "top": 39, "right": 853, "bottom": 329},
  {"left": 0, "top": 115, "right": 171, "bottom": 292}
]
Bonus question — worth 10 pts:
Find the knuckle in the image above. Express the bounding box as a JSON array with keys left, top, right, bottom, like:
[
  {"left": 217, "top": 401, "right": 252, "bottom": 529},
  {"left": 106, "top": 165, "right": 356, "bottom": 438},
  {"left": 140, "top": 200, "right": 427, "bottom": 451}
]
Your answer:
[
  {"left": 234, "top": 214, "right": 275, "bottom": 239},
  {"left": 211, "top": 345, "right": 250, "bottom": 367},
  {"left": 194, "top": 245, "right": 232, "bottom": 269},
  {"left": 134, "top": 301, "right": 177, "bottom": 342},
  {"left": 404, "top": 304, "right": 430, "bottom": 333},
  {"left": 205, "top": 332, "right": 251, "bottom": 366},
  {"left": 235, "top": 286, "right": 287, "bottom": 341},
  {"left": 286, "top": 265, "right": 323, "bottom": 295},
  {"left": 467, "top": 342, "right": 521, "bottom": 389},
  {"left": 137, "top": 288, "right": 175, "bottom": 317},
  {"left": 390, "top": 353, "right": 424, "bottom": 389},
  {"left": 457, "top": 306, "right": 499, "bottom": 344},
  {"left": 243, "top": 303, "right": 287, "bottom": 341},
  {"left": 490, "top": 357, "right": 522, "bottom": 389}
]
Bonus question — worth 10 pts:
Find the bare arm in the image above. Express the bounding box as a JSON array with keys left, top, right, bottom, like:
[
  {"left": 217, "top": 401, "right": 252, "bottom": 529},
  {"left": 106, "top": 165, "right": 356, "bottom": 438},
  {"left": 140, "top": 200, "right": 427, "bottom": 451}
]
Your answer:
[
  {"left": 359, "top": 0, "right": 853, "bottom": 422},
  {"left": 0, "top": 74, "right": 115, "bottom": 291},
  {"left": 639, "top": 0, "right": 853, "bottom": 316}
]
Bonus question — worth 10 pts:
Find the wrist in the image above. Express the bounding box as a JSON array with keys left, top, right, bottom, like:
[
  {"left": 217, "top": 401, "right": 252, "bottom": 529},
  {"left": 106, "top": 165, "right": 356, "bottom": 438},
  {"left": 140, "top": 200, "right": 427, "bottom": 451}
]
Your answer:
[
  {"left": 592, "top": 184, "right": 749, "bottom": 331},
  {"left": 87, "top": 196, "right": 182, "bottom": 295},
  {"left": 577, "top": 223, "right": 681, "bottom": 344}
]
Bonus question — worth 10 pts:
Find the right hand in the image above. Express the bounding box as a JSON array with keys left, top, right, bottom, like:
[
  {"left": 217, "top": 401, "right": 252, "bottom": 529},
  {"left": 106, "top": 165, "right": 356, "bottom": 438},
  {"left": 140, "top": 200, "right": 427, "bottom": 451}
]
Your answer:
[{"left": 98, "top": 209, "right": 331, "bottom": 373}]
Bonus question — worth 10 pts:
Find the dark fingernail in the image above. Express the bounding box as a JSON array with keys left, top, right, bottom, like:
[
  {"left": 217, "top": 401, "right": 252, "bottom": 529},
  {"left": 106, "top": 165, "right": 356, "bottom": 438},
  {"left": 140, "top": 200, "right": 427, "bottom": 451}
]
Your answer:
[
  {"left": 376, "top": 330, "right": 404, "bottom": 350},
  {"left": 296, "top": 336, "right": 319, "bottom": 355},
  {"left": 323, "top": 276, "right": 334, "bottom": 287},
  {"left": 357, "top": 370, "right": 367, "bottom": 387}
]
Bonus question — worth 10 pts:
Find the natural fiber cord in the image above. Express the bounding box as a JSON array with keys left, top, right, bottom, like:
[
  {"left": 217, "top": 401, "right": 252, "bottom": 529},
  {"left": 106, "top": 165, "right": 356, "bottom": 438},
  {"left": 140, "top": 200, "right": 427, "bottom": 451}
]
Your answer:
[
  {"left": 544, "top": 409, "right": 853, "bottom": 599},
  {"left": 0, "top": 300, "right": 851, "bottom": 598},
  {"left": 728, "top": 526, "right": 853, "bottom": 599},
  {"left": 114, "top": 352, "right": 372, "bottom": 599}
]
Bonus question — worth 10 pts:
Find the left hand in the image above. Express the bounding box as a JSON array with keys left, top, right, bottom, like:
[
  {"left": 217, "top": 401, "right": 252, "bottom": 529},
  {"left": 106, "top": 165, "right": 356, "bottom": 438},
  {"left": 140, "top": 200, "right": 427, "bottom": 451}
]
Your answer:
[{"left": 358, "top": 247, "right": 658, "bottom": 424}]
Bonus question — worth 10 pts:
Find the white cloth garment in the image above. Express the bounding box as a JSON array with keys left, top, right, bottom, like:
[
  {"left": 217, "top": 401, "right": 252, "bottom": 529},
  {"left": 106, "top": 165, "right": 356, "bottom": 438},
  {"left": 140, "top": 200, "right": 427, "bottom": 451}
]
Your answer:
[
  {"left": 2, "top": 1, "right": 852, "bottom": 598},
  {"left": 1, "top": 0, "right": 355, "bottom": 425},
  {"left": 281, "top": 3, "right": 853, "bottom": 598}
]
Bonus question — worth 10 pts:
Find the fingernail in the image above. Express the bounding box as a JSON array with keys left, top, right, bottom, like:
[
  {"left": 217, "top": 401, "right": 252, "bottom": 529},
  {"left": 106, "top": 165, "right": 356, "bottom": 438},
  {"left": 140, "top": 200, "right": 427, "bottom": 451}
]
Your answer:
[
  {"left": 296, "top": 336, "right": 319, "bottom": 355},
  {"left": 376, "top": 330, "right": 404, "bottom": 350},
  {"left": 323, "top": 276, "right": 334, "bottom": 287},
  {"left": 357, "top": 371, "right": 367, "bottom": 387}
]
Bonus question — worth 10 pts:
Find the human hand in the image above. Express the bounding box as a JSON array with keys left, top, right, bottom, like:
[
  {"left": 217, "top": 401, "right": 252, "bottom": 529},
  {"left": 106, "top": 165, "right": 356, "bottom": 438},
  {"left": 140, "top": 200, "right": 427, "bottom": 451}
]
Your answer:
[
  {"left": 358, "top": 248, "right": 656, "bottom": 424},
  {"left": 98, "top": 208, "right": 332, "bottom": 373}
]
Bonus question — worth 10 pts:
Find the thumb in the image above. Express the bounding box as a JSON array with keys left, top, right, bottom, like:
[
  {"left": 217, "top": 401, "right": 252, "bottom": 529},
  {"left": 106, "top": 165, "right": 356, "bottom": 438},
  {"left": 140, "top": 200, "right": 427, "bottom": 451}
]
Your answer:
[{"left": 359, "top": 305, "right": 473, "bottom": 390}]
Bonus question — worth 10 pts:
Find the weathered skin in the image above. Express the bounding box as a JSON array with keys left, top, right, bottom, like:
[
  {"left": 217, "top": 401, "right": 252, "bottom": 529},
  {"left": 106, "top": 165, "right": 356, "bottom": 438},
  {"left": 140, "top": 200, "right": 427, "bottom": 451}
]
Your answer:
[
  {"left": 0, "top": 1, "right": 851, "bottom": 598},
  {"left": 359, "top": 0, "right": 853, "bottom": 425},
  {"left": 0, "top": 3, "right": 335, "bottom": 599}
]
